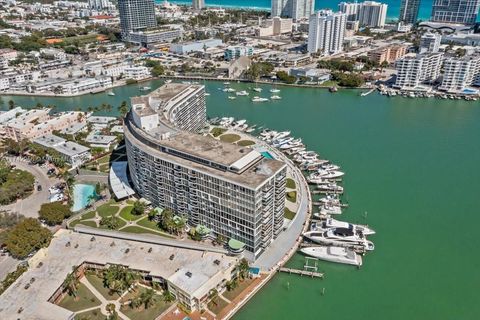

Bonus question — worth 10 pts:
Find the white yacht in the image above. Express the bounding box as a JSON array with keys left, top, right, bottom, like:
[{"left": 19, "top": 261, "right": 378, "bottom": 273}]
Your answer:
[
  {"left": 252, "top": 96, "right": 269, "bottom": 102},
  {"left": 301, "top": 246, "right": 362, "bottom": 266},
  {"left": 253, "top": 87, "right": 262, "bottom": 92},
  {"left": 322, "top": 218, "right": 375, "bottom": 236},
  {"left": 270, "top": 88, "right": 281, "bottom": 93},
  {"left": 140, "top": 86, "right": 151, "bottom": 91},
  {"left": 205, "top": 92, "right": 211, "bottom": 96},
  {"left": 317, "top": 183, "right": 344, "bottom": 193},
  {"left": 164, "top": 79, "right": 172, "bottom": 84},
  {"left": 317, "top": 169, "right": 345, "bottom": 179},
  {"left": 303, "top": 229, "right": 374, "bottom": 251},
  {"left": 223, "top": 82, "right": 231, "bottom": 85},
  {"left": 236, "top": 90, "right": 249, "bottom": 96},
  {"left": 107, "top": 91, "right": 115, "bottom": 96},
  {"left": 321, "top": 164, "right": 341, "bottom": 171},
  {"left": 228, "top": 96, "right": 236, "bottom": 100},
  {"left": 319, "top": 204, "right": 342, "bottom": 215},
  {"left": 271, "top": 95, "right": 282, "bottom": 100},
  {"left": 223, "top": 88, "right": 236, "bottom": 92}
]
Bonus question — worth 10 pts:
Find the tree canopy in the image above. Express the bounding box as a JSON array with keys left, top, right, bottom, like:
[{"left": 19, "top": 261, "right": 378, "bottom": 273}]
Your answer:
[
  {"left": 39, "top": 201, "right": 72, "bottom": 225},
  {"left": 3, "top": 218, "right": 52, "bottom": 259}
]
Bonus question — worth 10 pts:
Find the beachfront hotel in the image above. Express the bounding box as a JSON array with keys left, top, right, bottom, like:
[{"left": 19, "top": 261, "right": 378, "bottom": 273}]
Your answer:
[{"left": 124, "top": 83, "right": 287, "bottom": 259}]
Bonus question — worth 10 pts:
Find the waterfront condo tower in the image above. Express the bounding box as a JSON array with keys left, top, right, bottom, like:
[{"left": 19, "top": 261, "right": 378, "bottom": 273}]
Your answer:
[
  {"left": 192, "top": 0, "right": 205, "bottom": 10},
  {"left": 338, "top": 1, "right": 388, "bottom": 28},
  {"left": 271, "top": 0, "right": 315, "bottom": 21},
  {"left": 118, "top": 0, "right": 157, "bottom": 40},
  {"left": 431, "top": 0, "right": 480, "bottom": 25},
  {"left": 399, "top": 0, "right": 421, "bottom": 24},
  {"left": 124, "top": 84, "right": 287, "bottom": 259},
  {"left": 308, "top": 10, "right": 347, "bottom": 55}
]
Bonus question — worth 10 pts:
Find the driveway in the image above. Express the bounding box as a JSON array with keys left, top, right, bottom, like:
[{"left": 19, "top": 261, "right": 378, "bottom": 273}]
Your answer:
[{"left": 0, "top": 157, "right": 60, "bottom": 218}]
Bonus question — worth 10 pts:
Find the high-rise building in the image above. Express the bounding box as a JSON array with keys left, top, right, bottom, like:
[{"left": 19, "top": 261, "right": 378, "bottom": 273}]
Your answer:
[
  {"left": 338, "top": 2, "right": 362, "bottom": 21},
  {"left": 271, "top": 0, "right": 315, "bottom": 21},
  {"left": 307, "top": 10, "right": 347, "bottom": 55},
  {"left": 125, "top": 83, "right": 287, "bottom": 259},
  {"left": 439, "top": 56, "right": 480, "bottom": 93},
  {"left": 118, "top": 0, "right": 157, "bottom": 40},
  {"left": 338, "top": 1, "right": 388, "bottom": 27},
  {"left": 394, "top": 52, "right": 443, "bottom": 89},
  {"left": 419, "top": 32, "right": 441, "bottom": 53},
  {"left": 399, "top": 0, "right": 421, "bottom": 24},
  {"left": 431, "top": 0, "right": 480, "bottom": 25},
  {"left": 192, "top": 0, "right": 205, "bottom": 10},
  {"left": 358, "top": 1, "right": 388, "bottom": 27}
]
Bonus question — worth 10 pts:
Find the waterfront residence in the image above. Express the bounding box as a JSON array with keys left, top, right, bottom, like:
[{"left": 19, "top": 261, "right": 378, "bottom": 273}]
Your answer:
[
  {"left": 125, "top": 83, "right": 287, "bottom": 259},
  {"left": 85, "top": 134, "right": 117, "bottom": 150},
  {"left": 0, "top": 230, "right": 239, "bottom": 320}
]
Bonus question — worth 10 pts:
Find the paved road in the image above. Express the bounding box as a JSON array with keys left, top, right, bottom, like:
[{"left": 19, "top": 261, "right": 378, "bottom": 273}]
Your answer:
[{"left": 0, "top": 157, "right": 59, "bottom": 218}]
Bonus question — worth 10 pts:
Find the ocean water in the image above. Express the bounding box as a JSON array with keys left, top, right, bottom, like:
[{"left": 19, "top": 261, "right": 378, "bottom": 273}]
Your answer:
[
  {"left": 163, "top": 0, "right": 435, "bottom": 20},
  {"left": 2, "top": 80, "right": 480, "bottom": 319}
]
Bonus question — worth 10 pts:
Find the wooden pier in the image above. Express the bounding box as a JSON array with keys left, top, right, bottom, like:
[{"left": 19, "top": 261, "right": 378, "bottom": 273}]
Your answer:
[{"left": 278, "top": 267, "right": 324, "bottom": 278}]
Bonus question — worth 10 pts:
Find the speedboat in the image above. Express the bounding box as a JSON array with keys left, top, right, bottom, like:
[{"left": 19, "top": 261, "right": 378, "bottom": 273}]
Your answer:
[
  {"left": 271, "top": 95, "right": 282, "bottom": 100},
  {"left": 236, "top": 90, "right": 249, "bottom": 96},
  {"left": 253, "top": 87, "right": 262, "bottom": 92},
  {"left": 321, "top": 164, "right": 341, "bottom": 171},
  {"left": 205, "top": 92, "right": 211, "bottom": 96},
  {"left": 321, "top": 218, "right": 375, "bottom": 235},
  {"left": 165, "top": 79, "right": 172, "bottom": 84},
  {"left": 228, "top": 96, "right": 236, "bottom": 100},
  {"left": 107, "top": 91, "right": 115, "bottom": 96},
  {"left": 140, "top": 86, "right": 151, "bottom": 91},
  {"left": 223, "top": 82, "right": 230, "bottom": 85},
  {"left": 223, "top": 88, "right": 236, "bottom": 92},
  {"left": 300, "top": 246, "right": 362, "bottom": 266},
  {"left": 317, "top": 183, "right": 344, "bottom": 193},
  {"left": 270, "top": 88, "right": 280, "bottom": 93},
  {"left": 252, "top": 96, "right": 269, "bottom": 102}
]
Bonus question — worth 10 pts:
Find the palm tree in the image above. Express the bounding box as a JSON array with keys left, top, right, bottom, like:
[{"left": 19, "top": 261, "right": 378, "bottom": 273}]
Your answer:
[
  {"left": 238, "top": 258, "right": 249, "bottom": 280},
  {"left": 208, "top": 288, "right": 218, "bottom": 305},
  {"left": 162, "top": 290, "right": 175, "bottom": 302},
  {"left": 63, "top": 269, "right": 79, "bottom": 297},
  {"left": 139, "top": 289, "right": 157, "bottom": 309},
  {"left": 118, "top": 101, "right": 129, "bottom": 119}
]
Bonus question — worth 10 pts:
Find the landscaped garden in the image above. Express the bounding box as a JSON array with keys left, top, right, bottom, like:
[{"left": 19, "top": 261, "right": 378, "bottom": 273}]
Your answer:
[
  {"left": 236, "top": 140, "right": 256, "bottom": 147},
  {"left": 286, "top": 178, "right": 296, "bottom": 189},
  {"left": 210, "top": 127, "right": 227, "bottom": 137},
  {"left": 219, "top": 133, "right": 241, "bottom": 143},
  {"left": 284, "top": 207, "right": 296, "bottom": 220},
  {"left": 0, "top": 158, "right": 35, "bottom": 205},
  {"left": 57, "top": 282, "right": 101, "bottom": 312},
  {"left": 286, "top": 191, "right": 297, "bottom": 203}
]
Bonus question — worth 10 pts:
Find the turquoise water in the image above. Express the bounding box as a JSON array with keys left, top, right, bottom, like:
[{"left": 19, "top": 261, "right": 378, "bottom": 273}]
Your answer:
[
  {"left": 164, "top": 0, "right": 436, "bottom": 20},
  {"left": 2, "top": 80, "right": 480, "bottom": 319},
  {"left": 71, "top": 184, "right": 96, "bottom": 212}
]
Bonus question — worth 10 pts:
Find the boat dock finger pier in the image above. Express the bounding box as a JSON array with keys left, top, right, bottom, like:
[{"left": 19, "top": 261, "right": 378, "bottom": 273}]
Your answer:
[{"left": 278, "top": 257, "right": 324, "bottom": 278}]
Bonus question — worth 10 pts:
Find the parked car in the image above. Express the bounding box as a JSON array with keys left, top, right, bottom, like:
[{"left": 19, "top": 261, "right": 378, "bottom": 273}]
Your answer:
[{"left": 37, "top": 185, "right": 42, "bottom": 191}]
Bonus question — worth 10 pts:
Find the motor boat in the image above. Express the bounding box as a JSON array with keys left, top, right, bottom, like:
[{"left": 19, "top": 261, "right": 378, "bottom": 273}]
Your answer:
[
  {"left": 107, "top": 91, "right": 115, "bottom": 96},
  {"left": 300, "top": 246, "right": 362, "bottom": 266},
  {"left": 236, "top": 90, "right": 249, "bottom": 96},
  {"left": 319, "top": 203, "right": 342, "bottom": 215},
  {"left": 270, "top": 88, "right": 280, "bottom": 93},
  {"left": 317, "top": 183, "right": 344, "bottom": 193},
  {"left": 223, "top": 88, "right": 236, "bottom": 92},
  {"left": 320, "top": 164, "right": 341, "bottom": 171},
  {"left": 307, "top": 176, "right": 330, "bottom": 185},
  {"left": 303, "top": 228, "right": 373, "bottom": 250},
  {"left": 252, "top": 96, "right": 269, "bottom": 102},
  {"left": 228, "top": 96, "right": 236, "bottom": 100},
  {"left": 253, "top": 87, "right": 262, "bottom": 92},
  {"left": 139, "top": 86, "right": 151, "bottom": 91},
  {"left": 317, "top": 169, "right": 345, "bottom": 179},
  {"left": 321, "top": 218, "right": 375, "bottom": 235},
  {"left": 165, "top": 79, "right": 172, "bottom": 84},
  {"left": 271, "top": 95, "right": 282, "bottom": 100}
]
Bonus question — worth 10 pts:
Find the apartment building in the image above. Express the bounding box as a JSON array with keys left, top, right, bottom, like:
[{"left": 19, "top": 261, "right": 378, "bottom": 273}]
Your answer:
[
  {"left": 394, "top": 52, "right": 443, "bottom": 89},
  {"left": 118, "top": 0, "right": 157, "bottom": 40},
  {"left": 257, "top": 17, "right": 293, "bottom": 37},
  {"left": 339, "top": 1, "right": 388, "bottom": 27},
  {"left": 419, "top": 32, "right": 441, "bottom": 53},
  {"left": 272, "top": 0, "right": 315, "bottom": 21},
  {"left": 33, "top": 134, "right": 91, "bottom": 168},
  {"left": 367, "top": 45, "right": 407, "bottom": 64},
  {"left": 439, "top": 55, "right": 480, "bottom": 93},
  {"left": 431, "top": 0, "right": 480, "bottom": 25},
  {"left": 224, "top": 46, "right": 254, "bottom": 61},
  {"left": 124, "top": 83, "right": 287, "bottom": 258},
  {"left": 399, "top": 0, "right": 421, "bottom": 24},
  {"left": 124, "top": 66, "right": 151, "bottom": 80},
  {"left": 308, "top": 10, "right": 347, "bottom": 55}
]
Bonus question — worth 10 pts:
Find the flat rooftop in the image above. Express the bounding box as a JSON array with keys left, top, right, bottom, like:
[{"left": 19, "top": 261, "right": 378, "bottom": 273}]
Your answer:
[{"left": 0, "top": 230, "right": 238, "bottom": 320}]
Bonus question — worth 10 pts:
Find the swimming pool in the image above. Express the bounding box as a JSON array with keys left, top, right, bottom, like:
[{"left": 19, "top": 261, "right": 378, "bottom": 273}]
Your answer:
[
  {"left": 71, "top": 184, "right": 96, "bottom": 212},
  {"left": 261, "top": 151, "right": 274, "bottom": 159}
]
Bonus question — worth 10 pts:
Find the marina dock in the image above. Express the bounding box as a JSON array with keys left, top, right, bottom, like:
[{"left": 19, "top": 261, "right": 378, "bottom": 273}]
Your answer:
[{"left": 278, "top": 267, "right": 324, "bottom": 278}]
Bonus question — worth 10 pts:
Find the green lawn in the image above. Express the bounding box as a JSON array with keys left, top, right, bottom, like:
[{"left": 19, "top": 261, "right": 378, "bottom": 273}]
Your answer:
[
  {"left": 286, "top": 191, "right": 297, "bottom": 203},
  {"left": 136, "top": 218, "right": 175, "bottom": 238},
  {"left": 236, "top": 140, "right": 256, "bottom": 147},
  {"left": 219, "top": 134, "right": 241, "bottom": 143},
  {"left": 120, "top": 297, "right": 172, "bottom": 320},
  {"left": 286, "top": 178, "right": 296, "bottom": 189},
  {"left": 57, "top": 283, "right": 101, "bottom": 312},
  {"left": 120, "top": 285, "right": 150, "bottom": 303},
  {"left": 284, "top": 207, "right": 296, "bottom": 220},
  {"left": 77, "top": 220, "right": 98, "bottom": 228},
  {"left": 118, "top": 206, "right": 142, "bottom": 221},
  {"left": 85, "top": 273, "right": 121, "bottom": 300},
  {"left": 74, "top": 308, "right": 105, "bottom": 320},
  {"left": 82, "top": 211, "right": 97, "bottom": 220},
  {"left": 99, "top": 216, "right": 126, "bottom": 230},
  {"left": 223, "top": 278, "right": 255, "bottom": 302},
  {"left": 96, "top": 204, "right": 119, "bottom": 218},
  {"left": 207, "top": 296, "right": 229, "bottom": 315},
  {"left": 210, "top": 127, "right": 227, "bottom": 137},
  {"left": 69, "top": 218, "right": 81, "bottom": 228},
  {"left": 120, "top": 226, "right": 170, "bottom": 236}
]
